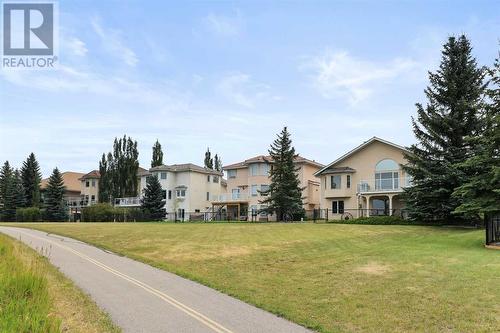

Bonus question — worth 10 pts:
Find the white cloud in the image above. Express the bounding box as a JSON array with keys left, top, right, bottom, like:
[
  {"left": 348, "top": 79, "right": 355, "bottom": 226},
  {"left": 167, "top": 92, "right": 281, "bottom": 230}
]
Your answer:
[
  {"left": 303, "top": 50, "right": 418, "bottom": 105},
  {"left": 91, "top": 17, "right": 138, "bottom": 67},
  {"left": 216, "top": 72, "right": 273, "bottom": 108},
  {"left": 203, "top": 12, "right": 242, "bottom": 37},
  {"left": 65, "top": 37, "right": 88, "bottom": 57}
]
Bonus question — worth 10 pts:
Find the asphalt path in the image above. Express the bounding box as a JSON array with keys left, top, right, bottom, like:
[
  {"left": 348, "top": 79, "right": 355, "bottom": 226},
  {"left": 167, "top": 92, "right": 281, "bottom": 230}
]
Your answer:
[{"left": 0, "top": 226, "right": 311, "bottom": 333}]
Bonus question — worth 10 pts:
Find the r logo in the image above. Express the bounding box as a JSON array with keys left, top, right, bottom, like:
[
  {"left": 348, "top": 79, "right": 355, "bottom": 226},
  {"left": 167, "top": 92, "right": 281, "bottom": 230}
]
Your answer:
[{"left": 3, "top": 3, "right": 54, "bottom": 56}]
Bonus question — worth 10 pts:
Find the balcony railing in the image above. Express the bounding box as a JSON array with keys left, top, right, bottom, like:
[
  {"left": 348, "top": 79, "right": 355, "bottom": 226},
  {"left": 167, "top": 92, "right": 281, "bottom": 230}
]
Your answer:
[
  {"left": 212, "top": 193, "right": 249, "bottom": 202},
  {"left": 114, "top": 197, "right": 141, "bottom": 207},
  {"left": 357, "top": 177, "right": 411, "bottom": 193}
]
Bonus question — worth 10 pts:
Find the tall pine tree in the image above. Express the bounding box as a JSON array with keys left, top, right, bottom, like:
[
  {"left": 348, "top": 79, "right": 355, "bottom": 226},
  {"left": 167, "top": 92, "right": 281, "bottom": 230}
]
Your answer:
[
  {"left": 20, "top": 152, "right": 42, "bottom": 207},
  {"left": 44, "top": 168, "right": 68, "bottom": 222},
  {"left": 0, "top": 161, "right": 16, "bottom": 221},
  {"left": 151, "top": 140, "right": 164, "bottom": 167},
  {"left": 403, "top": 35, "right": 486, "bottom": 223},
  {"left": 453, "top": 56, "right": 500, "bottom": 220},
  {"left": 260, "top": 127, "right": 303, "bottom": 221},
  {"left": 12, "top": 169, "right": 26, "bottom": 209},
  {"left": 204, "top": 148, "right": 213, "bottom": 169},
  {"left": 141, "top": 175, "right": 165, "bottom": 221}
]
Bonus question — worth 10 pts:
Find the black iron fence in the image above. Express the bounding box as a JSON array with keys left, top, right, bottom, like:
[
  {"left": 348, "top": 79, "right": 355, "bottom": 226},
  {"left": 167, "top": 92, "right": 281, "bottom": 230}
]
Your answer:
[{"left": 163, "top": 208, "right": 408, "bottom": 222}]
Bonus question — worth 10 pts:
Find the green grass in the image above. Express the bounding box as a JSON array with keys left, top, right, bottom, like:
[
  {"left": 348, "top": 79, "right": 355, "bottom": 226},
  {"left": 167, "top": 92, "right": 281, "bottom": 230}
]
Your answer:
[
  {"left": 0, "top": 233, "right": 120, "bottom": 333},
  {"left": 7, "top": 222, "right": 500, "bottom": 333}
]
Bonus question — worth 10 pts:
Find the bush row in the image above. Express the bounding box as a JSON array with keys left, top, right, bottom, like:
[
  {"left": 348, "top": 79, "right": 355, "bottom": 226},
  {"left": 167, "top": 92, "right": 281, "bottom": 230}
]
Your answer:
[
  {"left": 81, "top": 203, "right": 150, "bottom": 222},
  {"left": 327, "top": 216, "right": 412, "bottom": 225}
]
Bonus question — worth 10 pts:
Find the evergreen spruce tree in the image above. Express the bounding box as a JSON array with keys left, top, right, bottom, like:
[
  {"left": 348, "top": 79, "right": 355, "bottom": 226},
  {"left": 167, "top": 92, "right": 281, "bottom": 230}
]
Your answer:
[
  {"left": 12, "top": 169, "right": 26, "bottom": 209},
  {"left": 44, "top": 168, "right": 68, "bottom": 222},
  {"left": 204, "top": 148, "right": 213, "bottom": 169},
  {"left": 403, "top": 35, "right": 486, "bottom": 223},
  {"left": 259, "top": 127, "right": 303, "bottom": 221},
  {"left": 0, "top": 161, "right": 16, "bottom": 221},
  {"left": 141, "top": 175, "right": 165, "bottom": 221},
  {"left": 20, "top": 152, "right": 42, "bottom": 207},
  {"left": 151, "top": 140, "right": 164, "bottom": 167},
  {"left": 453, "top": 56, "right": 500, "bottom": 220}
]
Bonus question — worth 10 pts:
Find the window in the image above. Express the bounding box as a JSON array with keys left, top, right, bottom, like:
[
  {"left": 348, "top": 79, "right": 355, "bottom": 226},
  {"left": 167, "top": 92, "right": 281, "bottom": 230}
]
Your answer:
[
  {"left": 231, "top": 188, "right": 240, "bottom": 200},
  {"left": 207, "top": 175, "right": 210, "bottom": 182},
  {"left": 261, "top": 163, "right": 270, "bottom": 176},
  {"left": 332, "top": 200, "right": 344, "bottom": 214},
  {"left": 176, "top": 189, "right": 186, "bottom": 198},
  {"left": 227, "top": 169, "right": 237, "bottom": 178},
  {"left": 330, "top": 175, "right": 341, "bottom": 189},
  {"left": 162, "top": 190, "right": 167, "bottom": 199},
  {"left": 195, "top": 209, "right": 200, "bottom": 213},
  {"left": 168, "top": 190, "right": 172, "bottom": 200},
  {"left": 206, "top": 192, "right": 210, "bottom": 201},
  {"left": 251, "top": 185, "right": 258, "bottom": 196},
  {"left": 346, "top": 175, "right": 351, "bottom": 189},
  {"left": 259, "top": 205, "right": 268, "bottom": 216},
  {"left": 250, "top": 205, "right": 258, "bottom": 216},
  {"left": 375, "top": 159, "right": 399, "bottom": 171},
  {"left": 92, "top": 180, "right": 96, "bottom": 187},
  {"left": 213, "top": 175, "right": 219, "bottom": 183},
  {"left": 160, "top": 172, "right": 167, "bottom": 180},
  {"left": 375, "top": 171, "right": 399, "bottom": 190},
  {"left": 249, "top": 164, "right": 259, "bottom": 176},
  {"left": 260, "top": 184, "right": 270, "bottom": 196},
  {"left": 178, "top": 208, "right": 185, "bottom": 218},
  {"left": 91, "top": 195, "right": 95, "bottom": 202},
  {"left": 85, "top": 181, "right": 89, "bottom": 188}
]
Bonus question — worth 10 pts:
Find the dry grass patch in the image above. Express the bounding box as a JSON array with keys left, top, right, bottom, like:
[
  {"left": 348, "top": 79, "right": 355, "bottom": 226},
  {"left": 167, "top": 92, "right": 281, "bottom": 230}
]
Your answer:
[{"left": 355, "top": 262, "right": 391, "bottom": 276}]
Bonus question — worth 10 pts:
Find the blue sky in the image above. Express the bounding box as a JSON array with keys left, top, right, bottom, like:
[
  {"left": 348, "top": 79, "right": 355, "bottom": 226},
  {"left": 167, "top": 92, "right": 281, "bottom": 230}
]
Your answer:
[{"left": 1, "top": 0, "right": 499, "bottom": 177}]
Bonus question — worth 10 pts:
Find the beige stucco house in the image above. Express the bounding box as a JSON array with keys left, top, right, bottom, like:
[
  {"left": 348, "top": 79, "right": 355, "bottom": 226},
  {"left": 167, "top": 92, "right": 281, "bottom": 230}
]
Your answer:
[
  {"left": 215, "top": 155, "right": 323, "bottom": 220},
  {"left": 314, "top": 137, "right": 410, "bottom": 220},
  {"left": 132, "top": 164, "right": 225, "bottom": 220},
  {"left": 79, "top": 170, "right": 100, "bottom": 205}
]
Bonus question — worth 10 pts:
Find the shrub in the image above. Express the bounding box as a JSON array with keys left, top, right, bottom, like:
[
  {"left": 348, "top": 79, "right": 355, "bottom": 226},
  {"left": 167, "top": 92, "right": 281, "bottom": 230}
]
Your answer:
[
  {"left": 328, "top": 216, "right": 411, "bottom": 225},
  {"left": 16, "top": 207, "right": 42, "bottom": 222},
  {"left": 81, "top": 203, "right": 115, "bottom": 222}
]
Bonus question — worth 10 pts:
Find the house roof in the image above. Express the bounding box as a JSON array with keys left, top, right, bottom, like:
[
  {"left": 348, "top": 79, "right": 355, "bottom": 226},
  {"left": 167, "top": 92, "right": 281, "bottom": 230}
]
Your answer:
[
  {"left": 41, "top": 171, "right": 85, "bottom": 193},
  {"left": 146, "top": 163, "right": 223, "bottom": 176},
  {"left": 223, "top": 154, "right": 324, "bottom": 170},
  {"left": 314, "top": 137, "right": 408, "bottom": 176},
  {"left": 79, "top": 170, "right": 100, "bottom": 180},
  {"left": 320, "top": 166, "right": 356, "bottom": 175}
]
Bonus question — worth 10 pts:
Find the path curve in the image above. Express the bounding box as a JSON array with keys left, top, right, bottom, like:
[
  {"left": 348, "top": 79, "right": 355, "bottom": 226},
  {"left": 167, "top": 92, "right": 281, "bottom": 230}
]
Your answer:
[{"left": 0, "top": 227, "right": 311, "bottom": 333}]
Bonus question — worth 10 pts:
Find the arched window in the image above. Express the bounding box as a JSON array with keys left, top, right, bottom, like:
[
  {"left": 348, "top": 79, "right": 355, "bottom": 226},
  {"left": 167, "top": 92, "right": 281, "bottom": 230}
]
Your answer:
[
  {"left": 375, "top": 159, "right": 400, "bottom": 190},
  {"left": 375, "top": 159, "right": 399, "bottom": 171}
]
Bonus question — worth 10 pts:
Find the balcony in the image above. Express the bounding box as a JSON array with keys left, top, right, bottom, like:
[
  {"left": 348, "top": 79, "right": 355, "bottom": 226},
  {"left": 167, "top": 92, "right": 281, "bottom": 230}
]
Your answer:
[
  {"left": 357, "top": 177, "right": 411, "bottom": 194},
  {"left": 114, "top": 197, "right": 141, "bottom": 207},
  {"left": 212, "top": 193, "right": 249, "bottom": 203}
]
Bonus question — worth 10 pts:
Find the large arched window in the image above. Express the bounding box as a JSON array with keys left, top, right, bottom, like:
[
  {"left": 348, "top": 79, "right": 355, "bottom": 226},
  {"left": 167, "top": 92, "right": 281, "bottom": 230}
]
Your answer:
[
  {"left": 375, "top": 159, "right": 399, "bottom": 171},
  {"left": 375, "top": 159, "right": 400, "bottom": 190}
]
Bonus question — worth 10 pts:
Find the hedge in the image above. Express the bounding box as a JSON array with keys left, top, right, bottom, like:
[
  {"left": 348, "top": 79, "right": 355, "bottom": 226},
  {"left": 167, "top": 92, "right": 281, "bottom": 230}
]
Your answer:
[
  {"left": 81, "top": 203, "right": 149, "bottom": 222},
  {"left": 16, "top": 207, "right": 42, "bottom": 222}
]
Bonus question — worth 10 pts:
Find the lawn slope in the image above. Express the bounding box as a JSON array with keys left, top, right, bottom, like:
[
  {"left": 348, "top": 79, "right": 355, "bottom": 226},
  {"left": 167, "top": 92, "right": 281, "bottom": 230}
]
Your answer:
[
  {"left": 0, "top": 233, "right": 120, "bottom": 333},
  {"left": 10, "top": 223, "right": 500, "bottom": 333}
]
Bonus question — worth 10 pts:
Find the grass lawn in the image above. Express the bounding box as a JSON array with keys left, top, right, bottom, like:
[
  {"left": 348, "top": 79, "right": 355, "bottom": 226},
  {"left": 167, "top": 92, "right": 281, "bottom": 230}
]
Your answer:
[
  {"left": 7, "top": 222, "right": 500, "bottom": 333},
  {"left": 0, "top": 233, "right": 120, "bottom": 333}
]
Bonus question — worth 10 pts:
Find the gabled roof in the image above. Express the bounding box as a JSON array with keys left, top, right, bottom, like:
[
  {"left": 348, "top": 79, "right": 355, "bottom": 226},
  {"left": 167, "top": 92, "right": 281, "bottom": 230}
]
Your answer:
[
  {"left": 41, "top": 171, "right": 85, "bottom": 193},
  {"left": 223, "top": 154, "right": 324, "bottom": 170},
  {"left": 314, "top": 137, "right": 408, "bottom": 176},
  {"left": 146, "top": 163, "right": 223, "bottom": 176},
  {"left": 79, "top": 170, "right": 100, "bottom": 180}
]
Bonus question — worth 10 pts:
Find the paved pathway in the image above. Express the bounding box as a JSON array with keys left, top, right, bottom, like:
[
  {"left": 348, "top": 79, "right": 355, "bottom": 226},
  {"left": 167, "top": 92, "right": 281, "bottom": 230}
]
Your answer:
[{"left": 0, "top": 227, "right": 311, "bottom": 333}]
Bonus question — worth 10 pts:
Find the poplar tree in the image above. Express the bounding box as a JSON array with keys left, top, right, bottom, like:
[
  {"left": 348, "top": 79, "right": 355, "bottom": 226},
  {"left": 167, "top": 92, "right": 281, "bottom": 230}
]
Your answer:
[
  {"left": 20, "top": 153, "right": 42, "bottom": 207},
  {"left": 204, "top": 148, "right": 213, "bottom": 169},
  {"left": 403, "top": 35, "right": 486, "bottom": 223},
  {"left": 453, "top": 56, "right": 500, "bottom": 220},
  {"left": 141, "top": 175, "right": 165, "bottom": 221},
  {"left": 151, "top": 140, "right": 164, "bottom": 167},
  {"left": 214, "top": 154, "right": 222, "bottom": 172},
  {"left": 260, "top": 127, "right": 303, "bottom": 221},
  {"left": 44, "top": 168, "right": 68, "bottom": 221}
]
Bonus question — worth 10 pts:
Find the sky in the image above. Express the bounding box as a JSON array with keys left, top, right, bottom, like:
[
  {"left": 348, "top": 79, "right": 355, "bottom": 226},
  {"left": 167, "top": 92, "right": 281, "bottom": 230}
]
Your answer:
[{"left": 0, "top": 0, "right": 499, "bottom": 177}]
